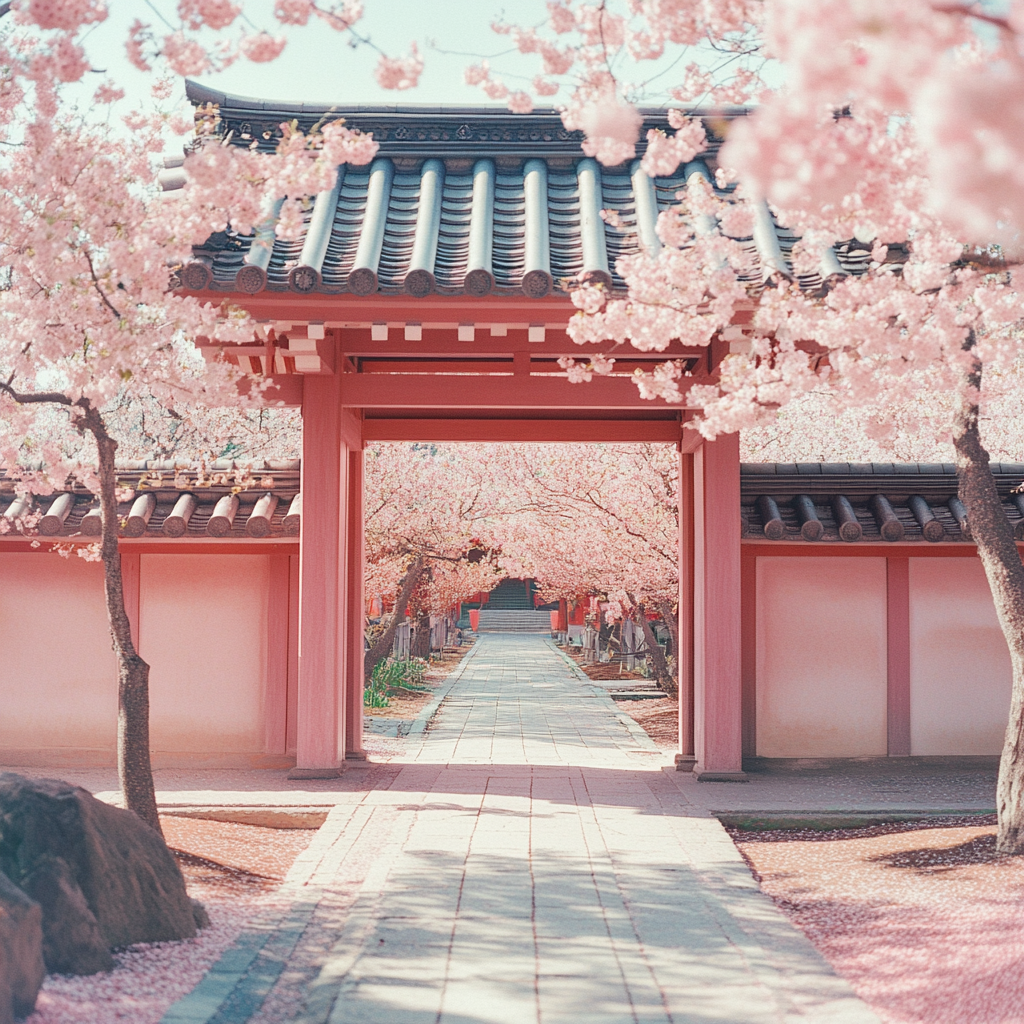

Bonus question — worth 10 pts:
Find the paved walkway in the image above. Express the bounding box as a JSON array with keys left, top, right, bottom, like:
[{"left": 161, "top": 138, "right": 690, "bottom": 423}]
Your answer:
[{"left": 163, "top": 635, "right": 879, "bottom": 1024}]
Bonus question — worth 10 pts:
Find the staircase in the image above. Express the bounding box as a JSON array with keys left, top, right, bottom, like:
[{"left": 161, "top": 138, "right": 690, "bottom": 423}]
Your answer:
[
  {"left": 485, "top": 578, "right": 533, "bottom": 609},
  {"left": 476, "top": 609, "right": 552, "bottom": 633},
  {"left": 475, "top": 579, "right": 551, "bottom": 632}
]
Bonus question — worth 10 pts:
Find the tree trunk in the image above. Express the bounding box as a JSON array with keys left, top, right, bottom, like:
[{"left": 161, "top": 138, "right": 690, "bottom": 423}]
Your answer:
[
  {"left": 91, "top": 420, "right": 161, "bottom": 835},
  {"left": 953, "top": 342, "right": 1024, "bottom": 854},
  {"left": 364, "top": 556, "right": 424, "bottom": 683},
  {"left": 637, "top": 604, "right": 677, "bottom": 698},
  {"left": 411, "top": 611, "right": 431, "bottom": 659},
  {"left": 656, "top": 599, "right": 679, "bottom": 660}
]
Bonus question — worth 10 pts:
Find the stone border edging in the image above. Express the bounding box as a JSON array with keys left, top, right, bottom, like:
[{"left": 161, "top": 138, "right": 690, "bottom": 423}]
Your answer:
[
  {"left": 408, "top": 645, "right": 477, "bottom": 736},
  {"left": 161, "top": 896, "right": 318, "bottom": 1024},
  {"left": 162, "top": 807, "right": 330, "bottom": 829},
  {"left": 158, "top": 801, "right": 364, "bottom": 1024},
  {"left": 717, "top": 809, "right": 998, "bottom": 831}
]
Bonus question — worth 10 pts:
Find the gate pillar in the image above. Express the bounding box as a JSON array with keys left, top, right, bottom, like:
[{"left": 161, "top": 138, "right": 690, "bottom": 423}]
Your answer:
[
  {"left": 290, "top": 372, "right": 347, "bottom": 778},
  {"left": 692, "top": 433, "right": 745, "bottom": 780},
  {"left": 675, "top": 449, "right": 696, "bottom": 770},
  {"left": 345, "top": 445, "right": 366, "bottom": 760}
]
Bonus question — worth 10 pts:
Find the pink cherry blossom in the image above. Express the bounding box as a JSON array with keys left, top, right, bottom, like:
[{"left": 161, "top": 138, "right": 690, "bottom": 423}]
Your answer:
[
  {"left": 92, "top": 79, "right": 123, "bottom": 104},
  {"left": 274, "top": 0, "right": 313, "bottom": 25},
  {"left": 13, "top": 0, "right": 107, "bottom": 32},
  {"left": 239, "top": 32, "right": 287, "bottom": 63},
  {"left": 507, "top": 91, "right": 533, "bottom": 114},
  {"left": 161, "top": 31, "right": 210, "bottom": 76},
  {"left": 373, "top": 43, "right": 423, "bottom": 91},
  {"left": 178, "top": 0, "right": 240, "bottom": 31}
]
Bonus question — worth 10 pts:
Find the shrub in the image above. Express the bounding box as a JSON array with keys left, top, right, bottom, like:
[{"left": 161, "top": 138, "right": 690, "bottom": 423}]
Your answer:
[{"left": 364, "top": 657, "right": 430, "bottom": 708}]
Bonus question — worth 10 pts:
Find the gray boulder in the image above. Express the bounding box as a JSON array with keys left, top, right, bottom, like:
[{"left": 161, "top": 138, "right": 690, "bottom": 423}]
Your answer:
[
  {"left": 0, "top": 870, "right": 44, "bottom": 1024},
  {"left": 0, "top": 773, "right": 197, "bottom": 975}
]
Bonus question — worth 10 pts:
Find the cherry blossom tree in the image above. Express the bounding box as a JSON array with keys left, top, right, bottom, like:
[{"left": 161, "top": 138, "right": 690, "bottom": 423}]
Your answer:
[
  {"left": 0, "top": 1, "right": 396, "bottom": 830},
  {"left": 362, "top": 442, "right": 681, "bottom": 688},
  {"left": 472, "top": 2, "right": 1024, "bottom": 852},
  {"left": 486, "top": 443, "right": 680, "bottom": 691},
  {"left": 363, "top": 443, "right": 505, "bottom": 679}
]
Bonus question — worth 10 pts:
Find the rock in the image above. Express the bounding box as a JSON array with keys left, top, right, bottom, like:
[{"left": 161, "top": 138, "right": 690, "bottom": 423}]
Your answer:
[
  {"left": 20, "top": 856, "right": 112, "bottom": 975},
  {"left": 0, "top": 871, "right": 44, "bottom": 1024},
  {"left": 190, "top": 898, "right": 210, "bottom": 931},
  {"left": 0, "top": 773, "right": 196, "bottom": 975}
]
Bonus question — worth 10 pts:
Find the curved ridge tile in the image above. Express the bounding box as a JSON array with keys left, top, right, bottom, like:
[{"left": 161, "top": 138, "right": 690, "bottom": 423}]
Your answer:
[
  {"left": 348, "top": 157, "right": 395, "bottom": 295},
  {"left": 290, "top": 167, "right": 346, "bottom": 293},
  {"left": 577, "top": 158, "right": 612, "bottom": 287}
]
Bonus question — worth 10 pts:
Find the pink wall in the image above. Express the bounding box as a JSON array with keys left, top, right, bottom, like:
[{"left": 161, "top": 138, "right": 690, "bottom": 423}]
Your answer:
[
  {"left": 0, "top": 552, "right": 278, "bottom": 767},
  {"left": 0, "top": 554, "right": 117, "bottom": 761},
  {"left": 756, "top": 556, "right": 888, "bottom": 757},
  {"left": 909, "top": 557, "right": 1011, "bottom": 755},
  {"left": 140, "top": 554, "right": 269, "bottom": 759}
]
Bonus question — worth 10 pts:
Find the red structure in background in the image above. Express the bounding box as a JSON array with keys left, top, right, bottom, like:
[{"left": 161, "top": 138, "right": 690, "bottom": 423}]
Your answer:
[{"left": 180, "top": 92, "right": 748, "bottom": 781}]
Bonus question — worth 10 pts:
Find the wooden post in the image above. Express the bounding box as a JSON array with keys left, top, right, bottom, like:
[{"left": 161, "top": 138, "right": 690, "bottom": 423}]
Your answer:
[
  {"left": 741, "top": 551, "right": 757, "bottom": 758},
  {"left": 675, "top": 449, "right": 696, "bottom": 770},
  {"left": 692, "top": 434, "right": 745, "bottom": 780},
  {"left": 265, "top": 554, "right": 290, "bottom": 755},
  {"left": 887, "top": 556, "right": 911, "bottom": 756},
  {"left": 286, "top": 553, "right": 300, "bottom": 755},
  {"left": 345, "top": 445, "right": 367, "bottom": 761},
  {"left": 290, "top": 366, "right": 346, "bottom": 778}
]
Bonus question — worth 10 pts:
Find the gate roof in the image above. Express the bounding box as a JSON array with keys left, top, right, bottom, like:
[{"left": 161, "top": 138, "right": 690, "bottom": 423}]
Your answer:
[{"left": 173, "top": 83, "right": 873, "bottom": 301}]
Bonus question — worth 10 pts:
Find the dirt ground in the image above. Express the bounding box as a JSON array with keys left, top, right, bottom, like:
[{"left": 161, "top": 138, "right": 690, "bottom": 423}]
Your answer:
[
  {"left": 368, "top": 643, "right": 474, "bottom": 719},
  {"left": 619, "top": 696, "right": 678, "bottom": 750},
  {"left": 162, "top": 815, "right": 317, "bottom": 892},
  {"left": 733, "top": 816, "right": 1024, "bottom": 1024},
  {"left": 561, "top": 646, "right": 649, "bottom": 682}
]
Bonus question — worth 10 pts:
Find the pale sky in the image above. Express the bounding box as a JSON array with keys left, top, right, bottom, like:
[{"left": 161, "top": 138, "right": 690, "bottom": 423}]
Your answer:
[
  {"left": 77, "top": 0, "right": 705, "bottom": 113},
  {"left": 83, "top": 1, "right": 563, "bottom": 109}
]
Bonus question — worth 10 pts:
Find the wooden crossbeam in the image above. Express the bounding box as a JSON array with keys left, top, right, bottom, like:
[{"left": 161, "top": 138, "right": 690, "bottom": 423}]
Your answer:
[
  {"left": 335, "top": 327, "right": 708, "bottom": 361},
  {"left": 362, "top": 417, "right": 683, "bottom": 443},
  {"left": 341, "top": 371, "right": 708, "bottom": 410}
]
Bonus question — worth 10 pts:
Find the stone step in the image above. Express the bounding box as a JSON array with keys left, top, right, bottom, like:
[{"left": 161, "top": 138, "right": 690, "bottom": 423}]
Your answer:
[{"left": 476, "top": 610, "right": 552, "bottom": 633}]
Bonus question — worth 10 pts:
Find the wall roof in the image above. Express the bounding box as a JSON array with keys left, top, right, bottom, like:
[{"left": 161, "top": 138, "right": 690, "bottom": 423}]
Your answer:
[
  {"left": 9, "top": 461, "right": 1013, "bottom": 547},
  {"left": 0, "top": 461, "right": 300, "bottom": 541},
  {"left": 742, "top": 463, "right": 1024, "bottom": 544}
]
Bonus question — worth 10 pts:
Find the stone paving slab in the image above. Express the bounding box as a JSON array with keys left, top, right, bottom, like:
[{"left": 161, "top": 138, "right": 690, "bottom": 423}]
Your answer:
[
  {"left": 673, "top": 756, "right": 999, "bottom": 817},
  {"left": 159, "top": 634, "right": 881, "bottom": 1024}
]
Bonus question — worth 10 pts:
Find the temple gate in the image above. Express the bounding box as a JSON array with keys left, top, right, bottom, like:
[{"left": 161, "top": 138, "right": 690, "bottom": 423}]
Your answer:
[{"left": 170, "top": 85, "right": 792, "bottom": 781}]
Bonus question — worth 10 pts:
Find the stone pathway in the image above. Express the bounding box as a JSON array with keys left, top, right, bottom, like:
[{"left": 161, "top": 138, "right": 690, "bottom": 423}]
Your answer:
[{"left": 164, "top": 635, "right": 879, "bottom": 1024}]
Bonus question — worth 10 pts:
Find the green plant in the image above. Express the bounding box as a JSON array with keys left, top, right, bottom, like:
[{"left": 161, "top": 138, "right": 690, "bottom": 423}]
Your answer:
[
  {"left": 365, "top": 656, "right": 432, "bottom": 708},
  {"left": 364, "top": 662, "right": 394, "bottom": 709}
]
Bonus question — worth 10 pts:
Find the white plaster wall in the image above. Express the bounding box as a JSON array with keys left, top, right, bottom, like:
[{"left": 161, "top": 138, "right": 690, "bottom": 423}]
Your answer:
[
  {"left": 0, "top": 554, "right": 116, "bottom": 754},
  {"left": 140, "top": 554, "right": 269, "bottom": 754},
  {"left": 910, "top": 558, "right": 1010, "bottom": 755},
  {"left": 757, "top": 557, "right": 888, "bottom": 757}
]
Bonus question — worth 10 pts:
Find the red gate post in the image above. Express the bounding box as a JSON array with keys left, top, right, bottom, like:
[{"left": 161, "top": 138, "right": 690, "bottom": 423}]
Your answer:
[
  {"left": 692, "top": 433, "right": 745, "bottom": 780},
  {"left": 345, "top": 444, "right": 367, "bottom": 761},
  {"left": 675, "top": 447, "right": 696, "bottom": 770},
  {"left": 290, "top": 369, "right": 347, "bottom": 778}
]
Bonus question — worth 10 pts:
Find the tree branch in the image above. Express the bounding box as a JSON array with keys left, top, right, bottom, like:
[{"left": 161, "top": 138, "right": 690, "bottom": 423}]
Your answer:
[
  {"left": 0, "top": 379, "right": 75, "bottom": 406},
  {"left": 83, "top": 249, "right": 124, "bottom": 321}
]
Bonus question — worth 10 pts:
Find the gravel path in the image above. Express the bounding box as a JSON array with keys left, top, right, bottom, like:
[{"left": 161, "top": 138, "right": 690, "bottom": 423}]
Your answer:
[{"left": 734, "top": 817, "right": 1024, "bottom": 1024}]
